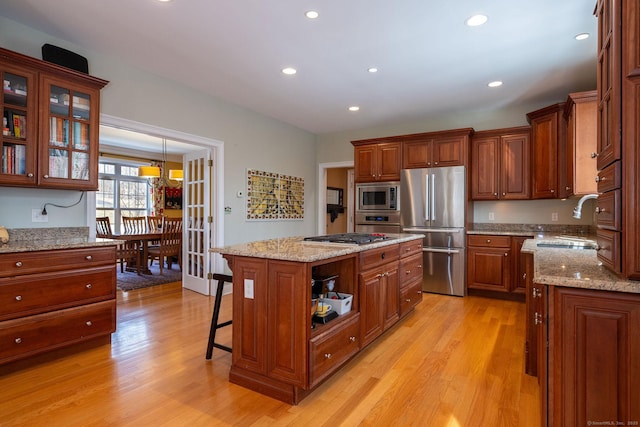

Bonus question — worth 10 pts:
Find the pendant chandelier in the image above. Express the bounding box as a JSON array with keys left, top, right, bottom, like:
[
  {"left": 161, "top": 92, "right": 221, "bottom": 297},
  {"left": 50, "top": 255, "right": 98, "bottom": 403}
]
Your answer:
[{"left": 137, "top": 138, "right": 183, "bottom": 183}]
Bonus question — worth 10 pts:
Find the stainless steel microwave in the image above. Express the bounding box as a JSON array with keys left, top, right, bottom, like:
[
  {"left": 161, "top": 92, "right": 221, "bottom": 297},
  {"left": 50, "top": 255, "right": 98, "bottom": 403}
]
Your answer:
[{"left": 356, "top": 182, "right": 400, "bottom": 211}]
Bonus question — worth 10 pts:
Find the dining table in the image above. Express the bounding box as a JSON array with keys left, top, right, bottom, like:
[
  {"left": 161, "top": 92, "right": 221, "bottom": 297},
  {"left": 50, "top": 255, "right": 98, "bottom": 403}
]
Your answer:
[{"left": 111, "top": 229, "right": 162, "bottom": 275}]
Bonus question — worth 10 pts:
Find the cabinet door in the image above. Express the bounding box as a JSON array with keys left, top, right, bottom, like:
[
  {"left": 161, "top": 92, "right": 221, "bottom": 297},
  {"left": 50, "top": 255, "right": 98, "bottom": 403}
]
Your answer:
[
  {"left": 38, "top": 74, "right": 100, "bottom": 190},
  {"left": 383, "top": 266, "right": 399, "bottom": 330},
  {"left": 550, "top": 287, "right": 640, "bottom": 426},
  {"left": 467, "top": 247, "right": 512, "bottom": 292},
  {"left": 267, "top": 261, "right": 307, "bottom": 387},
  {"left": 530, "top": 110, "right": 561, "bottom": 199},
  {"left": 432, "top": 135, "right": 467, "bottom": 167},
  {"left": 500, "top": 133, "right": 530, "bottom": 199},
  {"left": 377, "top": 142, "right": 401, "bottom": 181},
  {"left": 471, "top": 135, "right": 499, "bottom": 200},
  {"left": 354, "top": 145, "right": 377, "bottom": 182},
  {"left": 359, "top": 269, "right": 384, "bottom": 347},
  {"left": 523, "top": 253, "right": 537, "bottom": 376},
  {"left": 511, "top": 236, "right": 530, "bottom": 294},
  {"left": 403, "top": 138, "right": 432, "bottom": 169},
  {"left": 0, "top": 64, "right": 37, "bottom": 186}
]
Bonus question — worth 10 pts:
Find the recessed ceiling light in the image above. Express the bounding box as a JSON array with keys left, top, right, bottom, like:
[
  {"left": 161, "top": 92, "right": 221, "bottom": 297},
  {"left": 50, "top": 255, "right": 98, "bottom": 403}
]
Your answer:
[
  {"left": 305, "top": 10, "right": 319, "bottom": 19},
  {"left": 368, "top": 67, "right": 378, "bottom": 73},
  {"left": 575, "top": 33, "right": 590, "bottom": 40},
  {"left": 488, "top": 81, "right": 503, "bottom": 88},
  {"left": 348, "top": 106, "right": 360, "bottom": 112},
  {"left": 466, "top": 14, "right": 488, "bottom": 27},
  {"left": 157, "top": 0, "right": 172, "bottom": 2},
  {"left": 282, "top": 67, "right": 297, "bottom": 75}
]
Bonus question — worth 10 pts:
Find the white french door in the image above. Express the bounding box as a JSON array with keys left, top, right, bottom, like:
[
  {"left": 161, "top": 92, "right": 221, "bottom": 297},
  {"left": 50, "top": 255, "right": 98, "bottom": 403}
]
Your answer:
[{"left": 182, "top": 149, "right": 212, "bottom": 295}]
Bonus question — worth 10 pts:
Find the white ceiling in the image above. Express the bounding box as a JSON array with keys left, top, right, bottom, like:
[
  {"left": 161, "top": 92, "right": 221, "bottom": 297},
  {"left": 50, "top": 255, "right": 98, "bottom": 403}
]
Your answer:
[{"left": 1, "top": 0, "right": 597, "bottom": 148}]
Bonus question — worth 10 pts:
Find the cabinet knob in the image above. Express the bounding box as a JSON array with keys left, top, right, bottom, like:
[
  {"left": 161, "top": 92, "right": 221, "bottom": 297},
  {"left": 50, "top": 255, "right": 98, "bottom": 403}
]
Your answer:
[
  {"left": 493, "top": 193, "right": 498, "bottom": 196},
  {"left": 349, "top": 336, "right": 356, "bottom": 342},
  {"left": 434, "top": 161, "right": 438, "bottom": 165},
  {"left": 15, "top": 338, "right": 22, "bottom": 344},
  {"left": 43, "top": 174, "right": 49, "bottom": 179},
  {"left": 595, "top": 207, "right": 604, "bottom": 214},
  {"left": 590, "top": 152, "right": 598, "bottom": 158},
  {"left": 417, "top": 264, "right": 422, "bottom": 269},
  {"left": 85, "top": 255, "right": 92, "bottom": 260},
  {"left": 534, "top": 312, "right": 543, "bottom": 325},
  {"left": 550, "top": 189, "right": 554, "bottom": 193},
  {"left": 86, "top": 321, "right": 93, "bottom": 327},
  {"left": 502, "top": 192, "right": 506, "bottom": 196},
  {"left": 595, "top": 176, "right": 600, "bottom": 182},
  {"left": 565, "top": 186, "right": 571, "bottom": 191},
  {"left": 85, "top": 283, "right": 92, "bottom": 289},
  {"left": 522, "top": 273, "right": 527, "bottom": 280},
  {"left": 405, "top": 298, "right": 412, "bottom": 303},
  {"left": 15, "top": 261, "right": 22, "bottom": 268},
  {"left": 504, "top": 253, "right": 508, "bottom": 257},
  {"left": 417, "top": 290, "right": 422, "bottom": 294},
  {"left": 324, "top": 353, "right": 332, "bottom": 359},
  {"left": 486, "top": 239, "right": 491, "bottom": 243},
  {"left": 405, "top": 270, "right": 411, "bottom": 275},
  {"left": 15, "top": 295, "right": 22, "bottom": 301},
  {"left": 27, "top": 173, "right": 34, "bottom": 178}
]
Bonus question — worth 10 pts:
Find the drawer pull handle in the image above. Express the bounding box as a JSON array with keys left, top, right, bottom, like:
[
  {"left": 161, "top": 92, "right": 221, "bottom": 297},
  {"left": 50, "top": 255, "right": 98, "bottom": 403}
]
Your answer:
[
  {"left": 15, "top": 338, "right": 22, "bottom": 344},
  {"left": 324, "top": 353, "right": 332, "bottom": 359},
  {"left": 86, "top": 284, "right": 92, "bottom": 289},
  {"left": 591, "top": 152, "right": 598, "bottom": 158},
  {"left": 486, "top": 239, "right": 491, "bottom": 243},
  {"left": 86, "top": 321, "right": 93, "bottom": 327},
  {"left": 43, "top": 174, "right": 49, "bottom": 179},
  {"left": 595, "top": 207, "right": 604, "bottom": 214},
  {"left": 349, "top": 336, "right": 356, "bottom": 342},
  {"left": 27, "top": 173, "right": 34, "bottom": 178},
  {"left": 405, "top": 270, "right": 411, "bottom": 275},
  {"left": 15, "top": 295, "right": 22, "bottom": 301},
  {"left": 534, "top": 312, "right": 543, "bottom": 326},
  {"left": 417, "top": 290, "right": 422, "bottom": 294},
  {"left": 417, "top": 264, "right": 422, "bottom": 268},
  {"left": 15, "top": 261, "right": 23, "bottom": 268},
  {"left": 406, "top": 298, "right": 412, "bottom": 302},
  {"left": 85, "top": 255, "right": 92, "bottom": 261}
]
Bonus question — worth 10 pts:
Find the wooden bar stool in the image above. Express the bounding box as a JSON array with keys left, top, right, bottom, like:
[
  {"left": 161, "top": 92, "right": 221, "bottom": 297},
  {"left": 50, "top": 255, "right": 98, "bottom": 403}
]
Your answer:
[{"left": 206, "top": 274, "right": 232, "bottom": 359}]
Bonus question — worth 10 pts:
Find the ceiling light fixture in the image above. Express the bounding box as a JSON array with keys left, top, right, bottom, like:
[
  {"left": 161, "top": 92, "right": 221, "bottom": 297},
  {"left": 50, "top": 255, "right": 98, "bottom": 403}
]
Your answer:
[
  {"left": 282, "top": 67, "right": 297, "bottom": 75},
  {"left": 575, "top": 33, "right": 590, "bottom": 40},
  {"left": 138, "top": 165, "right": 160, "bottom": 178},
  {"left": 169, "top": 169, "right": 183, "bottom": 181},
  {"left": 348, "top": 106, "right": 360, "bottom": 112},
  {"left": 368, "top": 67, "right": 378, "bottom": 73},
  {"left": 488, "top": 81, "right": 503, "bottom": 88},
  {"left": 466, "top": 14, "right": 488, "bottom": 27},
  {"left": 305, "top": 10, "right": 319, "bottom": 19}
]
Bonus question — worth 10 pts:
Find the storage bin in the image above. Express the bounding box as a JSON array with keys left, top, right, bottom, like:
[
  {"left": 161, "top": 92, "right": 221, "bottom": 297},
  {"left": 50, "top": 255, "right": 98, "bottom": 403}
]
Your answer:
[{"left": 320, "top": 292, "right": 353, "bottom": 315}]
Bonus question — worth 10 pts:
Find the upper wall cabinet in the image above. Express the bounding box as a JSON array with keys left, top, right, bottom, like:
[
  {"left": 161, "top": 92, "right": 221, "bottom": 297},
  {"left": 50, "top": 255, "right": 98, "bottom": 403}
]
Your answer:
[
  {"left": 562, "top": 90, "right": 598, "bottom": 197},
  {"left": 352, "top": 140, "right": 401, "bottom": 182},
  {"left": 402, "top": 128, "right": 472, "bottom": 169},
  {"left": 471, "top": 126, "right": 530, "bottom": 200},
  {"left": 527, "top": 103, "right": 566, "bottom": 199},
  {"left": 0, "top": 47, "right": 108, "bottom": 190}
]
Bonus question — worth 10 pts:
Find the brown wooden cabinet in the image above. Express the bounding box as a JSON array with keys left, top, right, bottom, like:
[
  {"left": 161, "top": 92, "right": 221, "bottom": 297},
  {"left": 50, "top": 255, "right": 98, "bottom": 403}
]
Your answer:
[
  {"left": 467, "top": 235, "right": 512, "bottom": 293},
  {"left": 470, "top": 126, "right": 530, "bottom": 200},
  {"left": 398, "top": 239, "right": 423, "bottom": 318},
  {"left": 402, "top": 128, "right": 472, "bottom": 169},
  {"left": 0, "top": 47, "right": 107, "bottom": 190},
  {"left": 562, "top": 91, "right": 598, "bottom": 197},
  {"left": 352, "top": 141, "right": 401, "bottom": 182},
  {"left": 544, "top": 287, "right": 640, "bottom": 426},
  {"left": 527, "top": 103, "right": 566, "bottom": 199},
  {"left": 0, "top": 245, "right": 117, "bottom": 365},
  {"left": 511, "top": 236, "right": 530, "bottom": 295}
]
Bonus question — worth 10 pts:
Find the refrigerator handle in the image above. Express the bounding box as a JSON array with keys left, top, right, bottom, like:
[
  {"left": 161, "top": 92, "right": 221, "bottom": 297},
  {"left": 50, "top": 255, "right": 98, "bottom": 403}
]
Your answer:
[
  {"left": 424, "top": 173, "right": 430, "bottom": 221},
  {"left": 431, "top": 173, "right": 436, "bottom": 221}
]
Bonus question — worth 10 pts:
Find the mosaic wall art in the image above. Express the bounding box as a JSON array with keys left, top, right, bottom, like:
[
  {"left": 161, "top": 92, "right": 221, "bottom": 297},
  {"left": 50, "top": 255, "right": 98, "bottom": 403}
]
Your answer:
[{"left": 246, "top": 169, "right": 304, "bottom": 220}]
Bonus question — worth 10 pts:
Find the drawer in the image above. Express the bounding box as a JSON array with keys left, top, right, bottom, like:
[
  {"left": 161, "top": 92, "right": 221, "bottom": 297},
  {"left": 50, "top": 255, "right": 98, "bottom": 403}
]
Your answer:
[
  {"left": 596, "top": 189, "right": 621, "bottom": 231},
  {"left": 0, "top": 266, "right": 116, "bottom": 321},
  {"left": 359, "top": 244, "right": 399, "bottom": 270},
  {"left": 0, "top": 246, "right": 116, "bottom": 278},
  {"left": 0, "top": 300, "right": 116, "bottom": 364},
  {"left": 309, "top": 313, "right": 360, "bottom": 387},
  {"left": 399, "top": 239, "right": 422, "bottom": 259},
  {"left": 468, "top": 235, "right": 511, "bottom": 248},
  {"left": 596, "top": 229, "right": 621, "bottom": 273},
  {"left": 398, "top": 253, "right": 423, "bottom": 288},
  {"left": 597, "top": 161, "right": 621, "bottom": 193},
  {"left": 400, "top": 280, "right": 423, "bottom": 318}
]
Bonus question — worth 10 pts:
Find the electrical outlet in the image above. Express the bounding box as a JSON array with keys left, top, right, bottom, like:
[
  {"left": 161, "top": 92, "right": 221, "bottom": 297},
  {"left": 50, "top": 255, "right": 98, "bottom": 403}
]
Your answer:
[
  {"left": 488, "top": 212, "right": 495, "bottom": 221},
  {"left": 551, "top": 212, "right": 559, "bottom": 222},
  {"left": 32, "top": 208, "right": 48, "bottom": 222}
]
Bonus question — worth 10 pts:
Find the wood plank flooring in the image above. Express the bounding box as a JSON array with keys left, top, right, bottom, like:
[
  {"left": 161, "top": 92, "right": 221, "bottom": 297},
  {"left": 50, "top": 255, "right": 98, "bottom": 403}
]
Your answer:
[{"left": 0, "top": 282, "right": 540, "bottom": 426}]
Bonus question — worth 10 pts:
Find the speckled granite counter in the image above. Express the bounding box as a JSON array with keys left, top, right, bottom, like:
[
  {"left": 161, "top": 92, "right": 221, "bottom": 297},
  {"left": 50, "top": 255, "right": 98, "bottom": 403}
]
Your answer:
[
  {"left": 0, "top": 227, "right": 117, "bottom": 254},
  {"left": 521, "top": 239, "right": 640, "bottom": 294},
  {"left": 468, "top": 223, "right": 595, "bottom": 238},
  {"left": 211, "top": 233, "right": 423, "bottom": 262}
]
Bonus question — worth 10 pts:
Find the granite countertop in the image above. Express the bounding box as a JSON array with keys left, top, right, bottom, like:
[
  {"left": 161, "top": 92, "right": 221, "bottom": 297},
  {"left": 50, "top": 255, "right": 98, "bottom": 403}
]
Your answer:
[
  {"left": 521, "top": 238, "right": 640, "bottom": 294},
  {"left": 0, "top": 227, "right": 118, "bottom": 254},
  {"left": 211, "top": 233, "right": 423, "bottom": 263}
]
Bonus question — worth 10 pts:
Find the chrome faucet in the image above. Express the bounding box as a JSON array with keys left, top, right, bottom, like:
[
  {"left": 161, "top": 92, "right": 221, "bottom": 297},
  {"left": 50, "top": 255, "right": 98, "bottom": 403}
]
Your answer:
[{"left": 572, "top": 193, "right": 599, "bottom": 219}]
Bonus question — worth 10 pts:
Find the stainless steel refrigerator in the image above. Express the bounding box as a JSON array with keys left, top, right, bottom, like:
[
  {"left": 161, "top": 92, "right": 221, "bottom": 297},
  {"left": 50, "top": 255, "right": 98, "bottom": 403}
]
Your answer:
[{"left": 400, "top": 166, "right": 466, "bottom": 296}]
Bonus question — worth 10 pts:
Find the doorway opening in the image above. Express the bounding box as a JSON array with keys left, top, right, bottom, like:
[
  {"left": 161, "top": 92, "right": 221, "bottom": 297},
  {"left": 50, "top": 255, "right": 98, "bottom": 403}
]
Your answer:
[{"left": 317, "top": 161, "right": 354, "bottom": 235}]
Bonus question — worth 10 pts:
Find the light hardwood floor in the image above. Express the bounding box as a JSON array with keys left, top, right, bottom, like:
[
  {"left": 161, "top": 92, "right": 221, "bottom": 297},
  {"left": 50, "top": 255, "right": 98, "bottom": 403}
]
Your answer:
[{"left": 0, "top": 282, "right": 540, "bottom": 427}]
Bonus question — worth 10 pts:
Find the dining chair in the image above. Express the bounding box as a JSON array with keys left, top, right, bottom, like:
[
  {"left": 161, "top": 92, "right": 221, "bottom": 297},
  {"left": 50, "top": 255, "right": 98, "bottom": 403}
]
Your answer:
[
  {"left": 96, "top": 216, "right": 113, "bottom": 238},
  {"left": 147, "top": 215, "right": 164, "bottom": 231},
  {"left": 148, "top": 217, "right": 183, "bottom": 275},
  {"left": 97, "top": 216, "right": 140, "bottom": 274},
  {"left": 122, "top": 216, "right": 147, "bottom": 234}
]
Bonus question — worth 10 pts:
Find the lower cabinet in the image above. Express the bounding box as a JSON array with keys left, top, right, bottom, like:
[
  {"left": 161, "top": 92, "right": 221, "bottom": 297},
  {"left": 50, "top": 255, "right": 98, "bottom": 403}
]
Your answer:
[{"left": 0, "top": 245, "right": 117, "bottom": 365}]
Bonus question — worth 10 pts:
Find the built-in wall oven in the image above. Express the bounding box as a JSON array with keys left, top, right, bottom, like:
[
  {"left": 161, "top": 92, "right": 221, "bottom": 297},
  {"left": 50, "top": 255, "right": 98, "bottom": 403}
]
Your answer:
[{"left": 355, "top": 211, "right": 401, "bottom": 234}]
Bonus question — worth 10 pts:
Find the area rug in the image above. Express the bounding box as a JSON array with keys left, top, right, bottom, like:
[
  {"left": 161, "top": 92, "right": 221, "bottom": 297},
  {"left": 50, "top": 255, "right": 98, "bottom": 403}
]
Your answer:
[{"left": 117, "top": 263, "right": 182, "bottom": 291}]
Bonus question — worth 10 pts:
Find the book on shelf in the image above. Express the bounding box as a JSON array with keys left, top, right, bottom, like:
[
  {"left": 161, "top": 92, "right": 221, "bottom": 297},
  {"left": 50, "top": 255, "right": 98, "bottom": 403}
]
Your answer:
[{"left": 48, "top": 149, "right": 69, "bottom": 179}]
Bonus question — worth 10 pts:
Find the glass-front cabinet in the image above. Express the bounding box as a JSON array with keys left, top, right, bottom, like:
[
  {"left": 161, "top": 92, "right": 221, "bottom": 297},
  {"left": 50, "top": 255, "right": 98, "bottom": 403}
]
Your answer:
[
  {"left": 0, "top": 47, "right": 108, "bottom": 190},
  {"left": 1, "top": 64, "right": 37, "bottom": 186},
  {"left": 39, "top": 75, "right": 101, "bottom": 189}
]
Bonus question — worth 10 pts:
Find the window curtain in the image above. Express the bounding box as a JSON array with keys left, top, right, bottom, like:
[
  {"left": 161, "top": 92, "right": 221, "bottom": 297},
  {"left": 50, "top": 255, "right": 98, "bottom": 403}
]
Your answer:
[{"left": 150, "top": 160, "right": 164, "bottom": 215}]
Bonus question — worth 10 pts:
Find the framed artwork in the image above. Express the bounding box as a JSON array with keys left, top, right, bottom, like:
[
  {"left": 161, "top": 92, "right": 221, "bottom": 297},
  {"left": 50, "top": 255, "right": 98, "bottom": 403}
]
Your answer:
[
  {"left": 246, "top": 169, "right": 304, "bottom": 220},
  {"left": 165, "top": 187, "right": 182, "bottom": 210}
]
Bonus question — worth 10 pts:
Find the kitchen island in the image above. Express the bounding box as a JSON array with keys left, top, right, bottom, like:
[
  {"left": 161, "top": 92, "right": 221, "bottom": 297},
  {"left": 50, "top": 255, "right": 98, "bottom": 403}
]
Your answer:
[{"left": 211, "top": 233, "right": 424, "bottom": 404}]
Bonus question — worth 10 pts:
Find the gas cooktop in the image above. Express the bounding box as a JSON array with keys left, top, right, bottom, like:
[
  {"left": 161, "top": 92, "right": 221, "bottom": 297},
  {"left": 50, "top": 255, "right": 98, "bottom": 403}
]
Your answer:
[{"left": 303, "top": 233, "right": 390, "bottom": 245}]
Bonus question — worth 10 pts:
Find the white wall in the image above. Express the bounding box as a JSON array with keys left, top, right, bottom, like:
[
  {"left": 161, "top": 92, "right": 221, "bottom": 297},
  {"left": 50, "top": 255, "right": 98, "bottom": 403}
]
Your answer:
[{"left": 0, "top": 17, "right": 317, "bottom": 244}]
